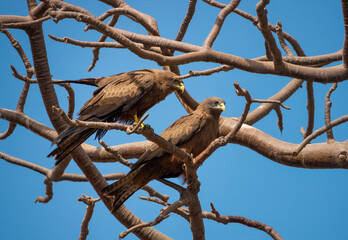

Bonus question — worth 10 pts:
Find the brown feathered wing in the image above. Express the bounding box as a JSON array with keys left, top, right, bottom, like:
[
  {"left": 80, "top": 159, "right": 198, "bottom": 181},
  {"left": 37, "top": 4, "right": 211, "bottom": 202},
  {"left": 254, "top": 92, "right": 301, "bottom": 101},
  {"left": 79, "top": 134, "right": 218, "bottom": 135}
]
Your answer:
[
  {"left": 102, "top": 111, "right": 217, "bottom": 212},
  {"left": 48, "top": 70, "right": 158, "bottom": 164}
]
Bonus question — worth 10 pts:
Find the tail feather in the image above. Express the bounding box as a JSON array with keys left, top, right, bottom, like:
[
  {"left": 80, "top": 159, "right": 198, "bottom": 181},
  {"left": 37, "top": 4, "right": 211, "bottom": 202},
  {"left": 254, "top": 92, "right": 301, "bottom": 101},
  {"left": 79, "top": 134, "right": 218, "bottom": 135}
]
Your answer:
[
  {"left": 48, "top": 127, "right": 96, "bottom": 165},
  {"left": 102, "top": 166, "right": 147, "bottom": 212},
  {"left": 54, "top": 77, "right": 103, "bottom": 87}
]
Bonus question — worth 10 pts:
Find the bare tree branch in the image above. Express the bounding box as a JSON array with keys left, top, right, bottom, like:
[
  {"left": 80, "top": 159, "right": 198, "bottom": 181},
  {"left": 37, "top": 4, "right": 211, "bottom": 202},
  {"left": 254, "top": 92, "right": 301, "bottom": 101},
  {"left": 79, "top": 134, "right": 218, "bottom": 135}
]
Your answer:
[
  {"left": 48, "top": 10, "right": 348, "bottom": 83},
  {"left": 139, "top": 196, "right": 190, "bottom": 221},
  {"left": 301, "top": 81, "right": 315, "bottom": 138},
  {"left": 48, "top": 34, "right": 162, "bottom": 53},
  {"left": 35, "top": 177, "right": 53, "bottom": 203},
  {"left": 0, "top": 28, "right": 33, "bottom": 139},
  {"left": 203, "top": 0, "right": 241, "bottom": 48},
  {"left": 175, "top": 0, "right": 197, "bottom": 42},
  {"left": 11, "top": 66, "right": 76, "bottom": 119},
  {"left": 1, "top": 2, "right": 347, "bottom": 239},
  {"left": 341, "top": 0, "right": 348, "bottom": 68},
  {"left": 78, "top": 194, "right": 101, "bottom": 240},
  {"left": 292, "top": 115, "right": 348, "bottom": 156},
  {"left": 256, "top": 0, "right": 284, "bottom": 72},
  {"left": 89, "top": 14, "right": 119, "bottom": 71},
  {"left": 325, "top": 83, "right": 338, "bottom": 141},
  {"left": 275, "top": 22, "right": 294, "bottom": 57},
  {"left": 119, "top": 198, "right": 187, "bottom": 239},
  {"left": 52, "top": 106, "right": 192, "bottom": 162},
  {"left": 98, "top": 140, "right": 134, "bottom": 168},
  {"left": 203, "top": 203, "right": 283, "bottom": 240}
]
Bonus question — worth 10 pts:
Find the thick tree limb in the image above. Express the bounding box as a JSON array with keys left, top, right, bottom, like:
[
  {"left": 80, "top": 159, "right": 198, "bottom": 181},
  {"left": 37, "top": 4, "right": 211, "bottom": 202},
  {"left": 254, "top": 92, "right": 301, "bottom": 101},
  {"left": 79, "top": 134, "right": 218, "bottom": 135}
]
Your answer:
[
  {"left": 48, "top": 11, "right": 348, "bottom": 83},
  {"left": 220, "top": 117, "right": 348, "bottom": 169},
  {"left": 23, "top": 10, "right": 170, "bottom": 239},
  {"left": 1, "top": 108, "right": 346, "bottom": 169}
]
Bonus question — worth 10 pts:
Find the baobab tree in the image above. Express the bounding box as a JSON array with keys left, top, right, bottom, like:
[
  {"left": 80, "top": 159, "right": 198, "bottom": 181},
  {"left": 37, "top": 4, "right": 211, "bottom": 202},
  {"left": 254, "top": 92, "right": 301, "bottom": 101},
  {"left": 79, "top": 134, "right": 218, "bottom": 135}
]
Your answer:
[{"left": 0, "top": 0, "right": 347, "bottom": 239}]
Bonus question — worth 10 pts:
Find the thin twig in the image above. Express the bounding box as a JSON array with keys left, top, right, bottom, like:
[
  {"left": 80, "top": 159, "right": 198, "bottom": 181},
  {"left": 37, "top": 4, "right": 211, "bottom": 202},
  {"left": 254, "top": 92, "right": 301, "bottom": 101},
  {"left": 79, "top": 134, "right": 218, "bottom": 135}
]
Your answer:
[
  {"left": 0, "top": 82, "right": 30, "bottom": 139},
  {"left": 292, "top": 115, "right": 348, "bottom": 156},
  {"left": 1, "top": 16, "right": 51, "bottom": 29},
  {"left": 34, "top": 177, "right": 53, "bottom": 203},
  {"left": 256, "top": 0, "right": 284, "bottom": 71},
  {"left": 177, "top": 65, "right": 234, "bottom": 80},
  {"left": 85, "top": 2, "right": 160, "bottom": 71},
  {"left": 97, "top": 8, "right": 159, "bottom": 36},
  {"left": 301, "top": 81, "right": 315, "bottom": 138},
  {"left": 0, "top": 151, "right": 49, "bottom": 175},
  {"left": 11, "top": 66, "right": 76, "bottom": 118},
  {"left": 141, "top": 186, "right": 170, "bottom": 202},
  {"left": 0, "top": 28, "right": 33, "bottom": 139},
  {"left": 48, "top": 34, "right": 162, "bottom": 53},
  {"left": 0, "top": 28, "right": 34, "bottom": 72},
  {"left": 210, "top": 202, "right": 221, "bottom": 218},
  {"left": 0, "top": 151, "right": 126, "bottom": 182},
  {"left": 252, "top": 99, "right": 290, "bottom": 110},
  {"left": 158, "top": 179, "right": 186, "bottom": 193},
  {"left": 274, "top": 106, "right": 283, "bottom": 133},
  {"left": 89, "top": 14, "right": 119, "bottom": 71},
  {"left": 275, "top": 22, "right": 294, "bottom": 56},
  {"left": 194, "top": 81, "right": 289, "bottom": 168},
  {"left": 119, "top": 198, "right": 187, "bottom": 239},
  {"left": 203, "top": 0, "right": 242, "bottom": 48},
  {"left": 139, "top": 196, "right": 190, "bottom": 220},
  {"left": 98, "top": 140, "right": 134, "bottom": 168},
  {"left": 175, "top": 0, "right": 198, "bottom": 42},
  {"left": 325, "top": 83, "right": 338, "bottom": 142},
  {"left": 78, "top": 194, "right": 101, "bottom": 240},
  {"left": 202, "top": 210, "right": 283, "bottom": 240},
  {"left": 175, "top": 55, "right": 267, "bottom": 80},
  {"left": 44, "top": 0, "right": 94, "bottom": 16}
]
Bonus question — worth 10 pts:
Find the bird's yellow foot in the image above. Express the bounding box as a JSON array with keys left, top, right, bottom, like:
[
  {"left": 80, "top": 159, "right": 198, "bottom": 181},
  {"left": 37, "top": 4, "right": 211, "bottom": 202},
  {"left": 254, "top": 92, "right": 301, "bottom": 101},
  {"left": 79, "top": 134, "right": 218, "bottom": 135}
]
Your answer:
[{"left": 133, "top": 115, "right": 154, "bottom": 132}]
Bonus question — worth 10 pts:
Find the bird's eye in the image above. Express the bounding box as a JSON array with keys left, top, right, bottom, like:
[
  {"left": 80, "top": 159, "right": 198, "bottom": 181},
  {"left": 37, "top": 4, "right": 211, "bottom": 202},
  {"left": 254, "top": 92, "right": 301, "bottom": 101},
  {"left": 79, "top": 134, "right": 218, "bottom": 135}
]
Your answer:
[{"left": 214, "top": 101, "right": 219, "bottom": 105}]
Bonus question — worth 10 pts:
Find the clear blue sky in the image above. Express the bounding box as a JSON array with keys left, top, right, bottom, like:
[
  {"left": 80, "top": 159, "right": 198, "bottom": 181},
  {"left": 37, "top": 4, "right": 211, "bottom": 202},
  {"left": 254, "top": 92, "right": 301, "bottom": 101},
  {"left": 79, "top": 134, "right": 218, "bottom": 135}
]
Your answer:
[{"left": 1, "top": 1, "right": 347, "bottom": 239}]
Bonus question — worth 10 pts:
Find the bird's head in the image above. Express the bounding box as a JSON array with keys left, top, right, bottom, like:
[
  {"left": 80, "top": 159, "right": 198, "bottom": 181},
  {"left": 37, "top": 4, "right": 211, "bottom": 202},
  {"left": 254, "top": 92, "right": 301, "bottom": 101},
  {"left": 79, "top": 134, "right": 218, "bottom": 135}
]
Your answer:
[
  {"left": 154, "top": 70, "right": 185, "bottom": 93},
  {"left": 198, "top": 97, "right": 226, "bottom": 115},
  {"left": 171, "top": 78, "right": 185, "bottom": 93}
]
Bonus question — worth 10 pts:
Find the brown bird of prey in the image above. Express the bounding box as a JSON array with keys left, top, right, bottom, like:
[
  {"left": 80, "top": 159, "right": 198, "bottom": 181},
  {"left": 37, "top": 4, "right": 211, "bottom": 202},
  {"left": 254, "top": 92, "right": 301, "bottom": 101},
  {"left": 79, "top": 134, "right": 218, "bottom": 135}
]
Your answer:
[
  {"left": 48, "top": 69, "right": 184, "bottom": 164},
  {"left": 102, "top": 97, "right": 225, "bottom": 212}
]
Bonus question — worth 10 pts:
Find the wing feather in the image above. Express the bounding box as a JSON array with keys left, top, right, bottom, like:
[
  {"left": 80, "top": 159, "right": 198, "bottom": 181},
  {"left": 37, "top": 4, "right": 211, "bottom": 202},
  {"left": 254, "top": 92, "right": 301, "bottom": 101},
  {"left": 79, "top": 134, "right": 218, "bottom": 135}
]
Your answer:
[
  {"left": 77, "top": 70, "right": 155, "bottom": 120},
  {"left": 131, "top": 112, "right": 206, "bottom": 171}
]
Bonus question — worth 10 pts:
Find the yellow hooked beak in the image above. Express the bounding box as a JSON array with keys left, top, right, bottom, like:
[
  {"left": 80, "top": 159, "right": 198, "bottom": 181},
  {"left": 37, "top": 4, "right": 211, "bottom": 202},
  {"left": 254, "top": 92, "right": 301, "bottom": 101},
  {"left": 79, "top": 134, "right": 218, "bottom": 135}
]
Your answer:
[
  {"left": 174, "top": 82, "right": 185, "bottom": 93},
  {"left": 218, "top": 102, "right": 225, "bottom": 112}
]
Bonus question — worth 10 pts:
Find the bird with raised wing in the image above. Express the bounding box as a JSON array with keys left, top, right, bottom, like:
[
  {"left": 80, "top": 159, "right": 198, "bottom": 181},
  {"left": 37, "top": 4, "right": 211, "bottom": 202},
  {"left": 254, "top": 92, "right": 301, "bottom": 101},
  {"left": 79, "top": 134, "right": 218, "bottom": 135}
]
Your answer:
[
  {"left": 102, "top": 97, "right": 225, "bottom": 212},
  {"left": 48, "top": 69, "right": 184, "bottom": 164}
]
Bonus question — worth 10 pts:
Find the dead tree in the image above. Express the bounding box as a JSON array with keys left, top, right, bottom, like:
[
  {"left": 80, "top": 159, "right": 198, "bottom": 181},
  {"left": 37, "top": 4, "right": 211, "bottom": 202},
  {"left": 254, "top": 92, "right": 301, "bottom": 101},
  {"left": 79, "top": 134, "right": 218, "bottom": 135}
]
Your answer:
[{"left": 0, "top": 0, "right": 347, "bottom": 239}]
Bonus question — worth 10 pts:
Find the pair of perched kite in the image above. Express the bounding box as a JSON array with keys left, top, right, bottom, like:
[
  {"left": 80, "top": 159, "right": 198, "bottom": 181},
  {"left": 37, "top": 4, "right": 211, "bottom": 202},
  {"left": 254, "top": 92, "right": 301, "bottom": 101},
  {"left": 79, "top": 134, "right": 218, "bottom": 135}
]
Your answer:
[{"left": 48, "top": 69, "right": 225, "bottom": 212}]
